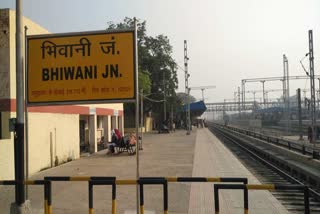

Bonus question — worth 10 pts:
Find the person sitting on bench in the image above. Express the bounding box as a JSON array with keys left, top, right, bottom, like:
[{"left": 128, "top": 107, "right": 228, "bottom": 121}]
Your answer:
[
  {"left": 108, "top": 129, "right": 122, "bottom": 154},
  {"left": 129, "top": 132, "right": 137, "bottom": 145}
]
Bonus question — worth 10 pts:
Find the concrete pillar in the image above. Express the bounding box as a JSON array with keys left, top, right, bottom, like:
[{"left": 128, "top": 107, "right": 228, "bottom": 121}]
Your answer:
[
  {"left": 89, "top": 115, "right": 97, "bottom": 153},
  {"left": 114, "top": 116, "right": 120, "bottom": 130},
  {"left": 107, "top": 116, "right": 111, "bottom": 142},
  {"left": 103, "top": 116, "right": 110, "bottom": 144},
  {"left": 118, "top": 116, "right": 124, "bottom": 134},
  {"left": 97, "top": 116, "right": 103, "bottom": 129},
  {"left": 111, "top": 116, "right": 117, "bottom": 130}
]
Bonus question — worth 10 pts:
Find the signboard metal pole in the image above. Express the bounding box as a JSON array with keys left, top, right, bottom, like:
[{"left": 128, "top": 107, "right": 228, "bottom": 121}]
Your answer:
[
  {"left": 134, "top": 18, "right": 140, "bottom": 214},
  {"left": 24, "top": 25, "right": 29, "bottom": 200},
  {"left": 15, "top": 0, "right": 25, "bottom": 206}
]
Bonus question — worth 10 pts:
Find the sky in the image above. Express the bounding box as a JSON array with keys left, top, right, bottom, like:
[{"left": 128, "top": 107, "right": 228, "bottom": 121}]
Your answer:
[{"left": 1, "top": 0, "right": 320, "bottom": 103}]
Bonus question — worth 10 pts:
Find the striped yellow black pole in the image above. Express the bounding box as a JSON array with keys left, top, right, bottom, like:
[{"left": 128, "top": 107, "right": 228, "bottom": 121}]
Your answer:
[
  {"left": 214, "top": 185, "right": 219, "bottom": 214},
  {"left": 112, "top": 183, "right": 116, "bottom": 214},
  {"left": 116, "top": 180, "right": 137, "bottom": 185},
  {"left": 24, "top": 180, "right": 34, "bottom": 185},
  {"left": 206, "top": 177, "right": 220, "bottom": 182},
  {"left": 165, "top": 177, "right": 177, "bottom": 182},
  {"left": 140, "top": 183, "right": 144, "bottom": 214},
  {"left": 89, "top": 181, "right": 94, "bottom": 214},
  {"left": 163, "top": 181, "right": 168, "bottom": 214},
  {"left": 89, "top": 208, "right": 94, "bottom": 214},
  {"left": 47, "top": 181, "right": 52, "bottom": 214},
  {"left": 44, "top": 181, "right": 49, "bottom": 214},
  {"left": 44, "top": 181, "right": 48, "bottom": 214},
  {"left": 112, "top": 200, "right": 116, "bottom": 214},
  {"left": 243, "top": 179, "right": 248, "bottom": 214},
  {"left": 70, "top": 176, "right": 91, "bottom": 181},
  {"left": 246, "top": 184, "right": 275, "bottom": 190}
]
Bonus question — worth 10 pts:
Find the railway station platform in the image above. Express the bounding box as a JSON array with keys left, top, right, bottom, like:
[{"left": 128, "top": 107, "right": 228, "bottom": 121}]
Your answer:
[
  {"left": 0, "top": 128, "right": 288, "bottom": 213},
  {"left": 188, "top": 128, "right": 288, "bottom": 214}
]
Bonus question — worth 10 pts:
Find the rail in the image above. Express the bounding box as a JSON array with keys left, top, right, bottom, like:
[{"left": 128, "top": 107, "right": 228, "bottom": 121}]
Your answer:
[
  {"left": 213, "top": 123, "right": 320, "bottom": 160},
  {"left": 210, "top": 123, "right": 320, "bottom": 202}
]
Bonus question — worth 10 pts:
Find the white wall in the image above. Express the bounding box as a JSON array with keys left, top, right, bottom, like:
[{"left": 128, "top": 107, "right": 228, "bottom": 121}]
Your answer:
[{"left": 28, "top": 112, "right": 79, "bottom": 175}]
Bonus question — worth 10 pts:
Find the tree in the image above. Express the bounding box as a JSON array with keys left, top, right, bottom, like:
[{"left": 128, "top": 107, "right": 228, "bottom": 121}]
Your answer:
[
  {"left": 176, "top": 92, "right": 197, "bottom": 105},
  {"left": 107, "top": 18, "right": 178, "bottom": 126}
]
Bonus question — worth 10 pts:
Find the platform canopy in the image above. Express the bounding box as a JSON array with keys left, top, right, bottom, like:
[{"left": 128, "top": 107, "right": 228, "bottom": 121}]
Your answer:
[{"left": 182, "top": 101, "right": 207, "bottom": 117}]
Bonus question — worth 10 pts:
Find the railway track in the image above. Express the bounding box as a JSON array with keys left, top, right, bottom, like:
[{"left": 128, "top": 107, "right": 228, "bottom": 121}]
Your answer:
[{"left": 208, "top": 123, "right": 320, "bottom": 214}]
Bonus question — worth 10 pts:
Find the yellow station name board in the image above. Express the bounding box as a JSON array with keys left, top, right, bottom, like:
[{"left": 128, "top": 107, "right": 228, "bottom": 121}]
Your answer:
[{"left": 27, "top": 30, "right": 136, "bottom": 105}]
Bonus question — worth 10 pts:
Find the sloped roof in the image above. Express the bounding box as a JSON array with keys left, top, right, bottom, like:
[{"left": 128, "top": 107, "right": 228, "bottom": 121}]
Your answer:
[{"left": 182, "top": 101, "right": 207, "bottom": 114}]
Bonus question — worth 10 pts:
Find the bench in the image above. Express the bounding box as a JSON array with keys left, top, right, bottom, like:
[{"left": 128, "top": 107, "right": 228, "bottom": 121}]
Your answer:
[{"left": 108, "top": 136, "right": 137, "bottom": 155}]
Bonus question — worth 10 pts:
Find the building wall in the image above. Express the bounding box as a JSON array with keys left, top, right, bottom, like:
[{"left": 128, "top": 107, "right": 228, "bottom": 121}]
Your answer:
[
  {"left": 8, "top": 9, "right": 50, "bottom": 99},
  {"left": 28, "top": 112, "right": 79, "bottom": 175},
  {"left": 0, "top": 139, "right": 14, "bottom": 180},
  {"left": 0, "top": 9, "right": 10, "bottom": 100}
]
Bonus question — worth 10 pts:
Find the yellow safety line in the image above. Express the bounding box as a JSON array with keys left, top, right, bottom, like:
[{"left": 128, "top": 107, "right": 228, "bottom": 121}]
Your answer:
[
  {"left": 112, "top": 200, "right": 116, "bottom": 214},
  {"left": 207, "top": 177, "right": 220, "bottom": 182},
  {"left": 116, "top": 180, "right": 137, "bottom": 185},
  {"left": 89, "top": 208, "right": 94, "bottom": 214},
  {"left": 70, "top": 177, "right": 91, "bottom": 181},
  {"left": 165, "top": 177, "right": 177, "bottom": 182},
  {"left": 246, "top": 184, "right": 275, "bottom": 190}
]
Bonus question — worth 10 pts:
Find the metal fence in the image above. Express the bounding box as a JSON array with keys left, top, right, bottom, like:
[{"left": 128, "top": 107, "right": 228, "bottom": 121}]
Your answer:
[{"left": 0, "top": 177, "right": 309, "bottom": 214}]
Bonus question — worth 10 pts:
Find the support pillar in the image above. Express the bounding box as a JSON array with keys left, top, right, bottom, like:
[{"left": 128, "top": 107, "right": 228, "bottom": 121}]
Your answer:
[
  {"left": 107, "top": 116, "right": 111, "bottom": 142},
  {"left": 102, "top": 116, "right": 109, "bottom": 145},
  {"left": 89, "top": 115, "right": 97, "bottom": 153},
  {"left": 308, "top": 30, "right": 317, "bottom": 142},
  {"left": 111, "top": 116, "right": 117, "bottom": 130},
  {"left": 118, "top": 116, "right": 124, "bottom": 134}
]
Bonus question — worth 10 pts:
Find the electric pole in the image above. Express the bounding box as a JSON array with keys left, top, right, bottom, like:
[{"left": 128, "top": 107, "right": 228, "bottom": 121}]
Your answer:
[
  {"left": 297, "top": 88, "right": 303, "bottom": 140},
  {"left": 163, "top": 71, "right": 166, "bottom": 122},
  {"left": 261, "top": 80, "right": 266, "bottom": 107},
  {"left": 184, "top": 40, "right": 191, "bottom": 135},
  {"left": 188, "top": 86, "right": 216, "bottom": 101},
  {"left": 308, "top": 30, "right": 316, "bottom": 142},
  {"left": 283, "top": 54, "right": 290, "bottom": 134},
  {"left": 238, "top": 87, "right": 241, "bottom": 118}
]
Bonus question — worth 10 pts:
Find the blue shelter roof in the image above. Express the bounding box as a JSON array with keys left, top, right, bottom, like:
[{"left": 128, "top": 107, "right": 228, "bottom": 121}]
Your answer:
[{"left": 182, "top": 101, "right": 207, "bottom": 113}]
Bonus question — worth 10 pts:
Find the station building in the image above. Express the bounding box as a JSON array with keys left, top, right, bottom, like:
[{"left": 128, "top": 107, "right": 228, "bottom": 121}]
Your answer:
[{"left": 0, "top": 8, "right": 124, "bottom": 180}]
